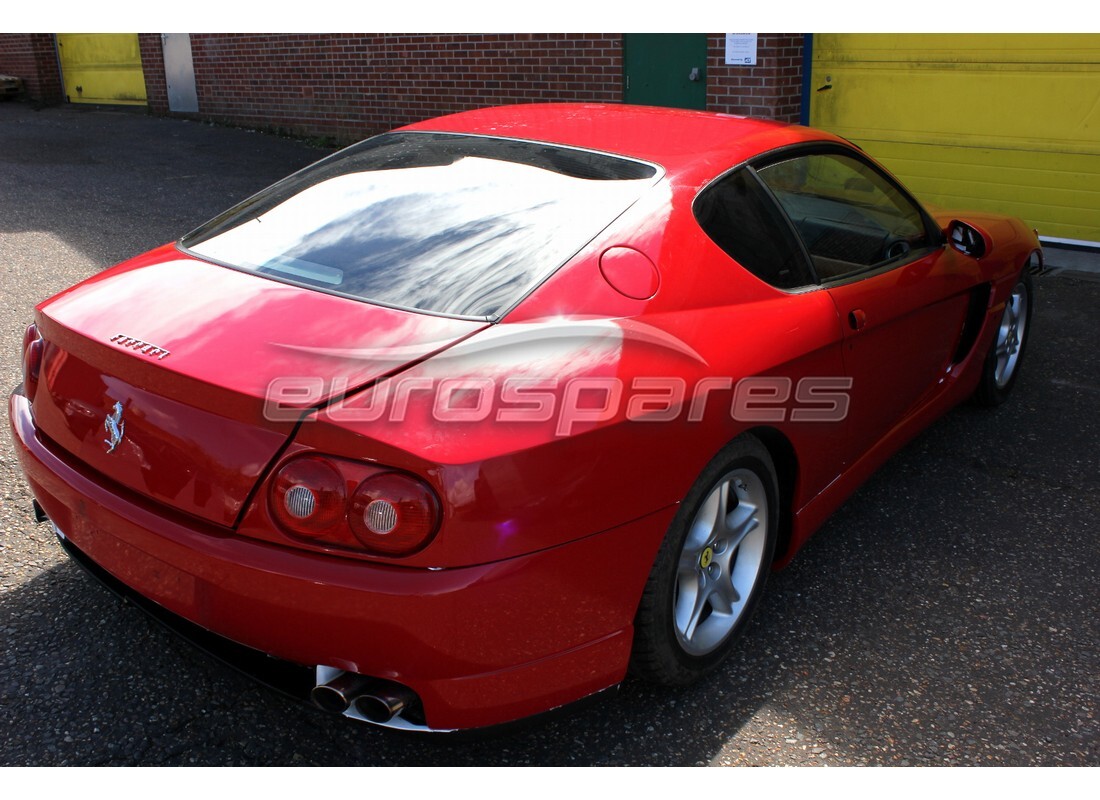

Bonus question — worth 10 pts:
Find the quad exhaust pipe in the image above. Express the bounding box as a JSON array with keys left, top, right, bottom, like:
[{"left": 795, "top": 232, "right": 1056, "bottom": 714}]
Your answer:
[{"left": 311, "top": 671, "right": 418, "bottom": 724}]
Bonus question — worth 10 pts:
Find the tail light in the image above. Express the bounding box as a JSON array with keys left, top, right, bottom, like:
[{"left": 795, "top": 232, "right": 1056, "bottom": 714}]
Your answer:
[
  {"left": 21, "top": 323, "right": 43, "bottom": 400},
  {"left": 349, "top": 473, "right": 441, "bottom": 555},
  {"left": 270, "top": 457, "right": 347, "bottom": 537},
  {"left": 267, "top": 456, "right": 441, "bottom": 557}
]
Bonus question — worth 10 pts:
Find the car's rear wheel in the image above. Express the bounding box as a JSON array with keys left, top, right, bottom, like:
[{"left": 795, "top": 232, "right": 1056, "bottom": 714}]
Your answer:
[
  {"left": 630, "top": 436, "right": 778, "bottom": 685},
  {"left": 976, "top": 271, "right": 1033, "bottom": 406}
]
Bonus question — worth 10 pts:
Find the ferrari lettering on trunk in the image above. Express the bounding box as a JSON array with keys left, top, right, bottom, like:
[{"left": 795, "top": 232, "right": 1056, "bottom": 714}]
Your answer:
[{"left": 109, "top": 332, "right": 171, "bottom": 360}]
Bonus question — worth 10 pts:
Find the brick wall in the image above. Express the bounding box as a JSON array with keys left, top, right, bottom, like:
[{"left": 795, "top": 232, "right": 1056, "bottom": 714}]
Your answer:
[
  {"left": 141, "top": 33, "right": 623, "bottom": 139},
  {"left": 140, "top": 33, "right": 803, "bottom": 139},
  {"left": 707, "top": 34, "right": 804, "bottom": 122},
  {"left": 0, "top": 33, "right": 62, "bottom": 103},
  {"left": 6, "top": 33, "right": 804, "bottom": 134},
  {"left": 139, "top": 34, "right": 168, "bottom": 113}
]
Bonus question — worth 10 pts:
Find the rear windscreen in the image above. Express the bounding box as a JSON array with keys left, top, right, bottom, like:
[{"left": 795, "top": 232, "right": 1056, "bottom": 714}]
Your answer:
[{"left": 180, "top": 132, "right": 660, "bottom": 319}]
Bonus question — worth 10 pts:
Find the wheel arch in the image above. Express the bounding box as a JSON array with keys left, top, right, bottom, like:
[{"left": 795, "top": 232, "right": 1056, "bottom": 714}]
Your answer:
[{"left": 743, "top": 425, "right": 798, "bottom": 567}]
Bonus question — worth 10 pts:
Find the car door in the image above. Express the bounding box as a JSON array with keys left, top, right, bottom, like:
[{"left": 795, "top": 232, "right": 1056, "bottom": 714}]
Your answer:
[{"left": 755, "top": 148, "right": 974, "bottom": 465}]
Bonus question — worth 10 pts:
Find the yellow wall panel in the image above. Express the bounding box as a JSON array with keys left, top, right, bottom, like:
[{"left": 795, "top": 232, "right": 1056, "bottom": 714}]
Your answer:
[
  {"left": 57, "top": 33, "right": 147, "bottom": 106},
  {"left": 811, "top": 34, "right": 1100, "bottom": 243}
]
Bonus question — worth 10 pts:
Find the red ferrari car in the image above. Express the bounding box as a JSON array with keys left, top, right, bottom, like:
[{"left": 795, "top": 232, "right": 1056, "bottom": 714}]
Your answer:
[{"left": 10, "top": 104, "right": 1038, "bottom": 732}]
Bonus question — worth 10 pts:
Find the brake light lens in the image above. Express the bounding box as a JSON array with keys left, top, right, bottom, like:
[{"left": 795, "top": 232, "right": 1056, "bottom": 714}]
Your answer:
[
  {"left": 270, "top": 457, "right": 347, "bottom": 537},
  {"left": 349, "top": 473, "right": 441, "bottom": 555},
  {"left": 21, "top": 323, "right": 43, "bottom": 400},
  {"left": 266, "top": 456, "right": 441, "bottom": 557}
]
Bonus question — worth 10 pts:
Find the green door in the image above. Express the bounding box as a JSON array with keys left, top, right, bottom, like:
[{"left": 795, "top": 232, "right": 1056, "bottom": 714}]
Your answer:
[{"left": 623, "top": 34, "right": 708, "bottom": 110}]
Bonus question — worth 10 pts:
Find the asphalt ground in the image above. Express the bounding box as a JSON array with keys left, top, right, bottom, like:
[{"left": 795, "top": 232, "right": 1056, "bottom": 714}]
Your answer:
[{"left": 0, "top": 102, "right": 1096, "bottom": 767}]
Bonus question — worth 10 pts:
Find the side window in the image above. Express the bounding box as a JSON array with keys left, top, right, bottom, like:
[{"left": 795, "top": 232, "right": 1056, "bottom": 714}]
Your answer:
[
  {"left": 756, "top": 153, "right": 934, "bottom": 282},
  {"left": 694, "top": 168, "right": 815, "bottom": 290}
]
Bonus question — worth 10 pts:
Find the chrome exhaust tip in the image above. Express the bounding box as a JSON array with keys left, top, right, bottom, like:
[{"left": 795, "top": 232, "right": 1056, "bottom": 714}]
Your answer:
[
  {"left": 354, "top": 682, "right": 417, "bottom": 724},
  {"left": 311, "top": 671, "right": 375, "bottom": 714}
]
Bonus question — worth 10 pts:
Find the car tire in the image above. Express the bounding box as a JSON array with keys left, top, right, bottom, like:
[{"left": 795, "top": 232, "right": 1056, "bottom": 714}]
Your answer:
[
  {"left": 975, "top": 270, "right": 1033, "bottom": 407},
  {"left": 630, "top": 435, "right": 779, "bottom": 686}
]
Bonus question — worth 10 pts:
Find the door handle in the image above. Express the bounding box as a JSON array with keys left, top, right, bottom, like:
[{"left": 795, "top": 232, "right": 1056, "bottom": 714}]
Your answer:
[
  {"left": 688, "top": 67, "right": 701, "bottom": 82},
  {"left": 848, "top": 309, "right": 867, "bottom": 331}
]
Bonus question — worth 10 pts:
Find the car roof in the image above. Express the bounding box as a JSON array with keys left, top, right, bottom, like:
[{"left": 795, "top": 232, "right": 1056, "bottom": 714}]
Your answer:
[{"left": 398, "top": 103, "right": 847, "bottom": 185}]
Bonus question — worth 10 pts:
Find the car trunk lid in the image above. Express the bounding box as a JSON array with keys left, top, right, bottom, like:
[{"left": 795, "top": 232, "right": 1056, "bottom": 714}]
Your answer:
[{"left": 30, "top": 248, "right": 487, "bottom": 527}]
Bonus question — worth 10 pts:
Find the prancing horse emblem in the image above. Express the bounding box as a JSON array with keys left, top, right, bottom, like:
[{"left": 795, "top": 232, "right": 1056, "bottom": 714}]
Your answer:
[{"left": 104, "top": 401, "right": 125, "bottom": 454}]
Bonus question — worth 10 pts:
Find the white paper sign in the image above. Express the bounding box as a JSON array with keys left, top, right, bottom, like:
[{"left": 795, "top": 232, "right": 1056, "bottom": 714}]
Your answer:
[{"left": 725, "top": 33, "right": 758, "bottom": 66}]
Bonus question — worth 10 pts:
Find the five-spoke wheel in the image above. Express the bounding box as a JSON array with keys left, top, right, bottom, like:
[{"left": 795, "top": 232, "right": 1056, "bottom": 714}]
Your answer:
[
  {"left": 993, "top": 280, "right": 1029, "bottom": 389},
  {"left": 631, "top": 436, "right": 778, "bottom": 685},
  {"left": 673, "top": 468, "right": 769, "bottom": 656},
  {"left": 977, "top": 269, "right": 1034, "bottom": 406}
]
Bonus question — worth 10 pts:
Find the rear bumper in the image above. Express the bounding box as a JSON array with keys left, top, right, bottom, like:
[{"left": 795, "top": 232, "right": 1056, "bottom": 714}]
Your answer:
[{"left": 10, "top": 391, "right": 674, "bottom": 730}]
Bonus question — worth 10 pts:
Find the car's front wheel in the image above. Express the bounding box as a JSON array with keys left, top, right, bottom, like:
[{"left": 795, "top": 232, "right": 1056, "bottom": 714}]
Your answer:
[
  {"left": 630, "top": 435, "right": 778, "bottom": 685},
  {"left": 976, "top": 270, "right": 1033, "bottom": 406}
]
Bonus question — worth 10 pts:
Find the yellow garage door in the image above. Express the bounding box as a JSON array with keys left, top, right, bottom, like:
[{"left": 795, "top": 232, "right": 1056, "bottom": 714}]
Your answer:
[
  {"left": 57, "top": 33, "right": 147, "bottom": 106},
  {"left": 810, "top": 34, "right": 1100, "bottom": 245}
]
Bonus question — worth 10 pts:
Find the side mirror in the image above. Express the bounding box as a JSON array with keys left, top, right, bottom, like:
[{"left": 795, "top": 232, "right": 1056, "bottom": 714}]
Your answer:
[{"left": 947, "top": 219, "right": 991, "bottom": 259}]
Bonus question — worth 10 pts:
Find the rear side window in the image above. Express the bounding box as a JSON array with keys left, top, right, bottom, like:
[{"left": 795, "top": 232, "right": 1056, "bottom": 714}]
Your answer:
[
  {"left": 181, "top": 133, "right": 660, "bottom": 319},
  {"left": 694, "top": 168, "right": 815, "bottom": 290}
]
